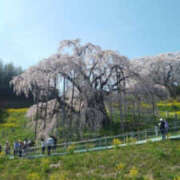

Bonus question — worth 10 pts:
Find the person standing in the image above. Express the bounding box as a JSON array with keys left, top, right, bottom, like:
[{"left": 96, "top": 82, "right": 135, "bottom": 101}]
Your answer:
[
  {"left": 18, "top": 140, "right": 23, "bottom": 157},
  {"left": 159, "top": 118, "right": 166, "bottom": 140},
  {"left": 13, "top": 140, "right": 19, "bottom": 156},
  {"left": 46, "top": 136, "right": 54, "bottom": 155},
  {"left": 50, "top": 136, "right": 57, "bottom": 151},
  {"left": 5, "top": 141, "right": 10, "bottom": 155},
  {"left": 23, "top": 139, "right": 28, "bottom": 154},
  {"left": 41, "top": 138, "right": 46, "bottom": 154},
  {"left": 164, "top": 120, "right": 169, "bottom": 138}
]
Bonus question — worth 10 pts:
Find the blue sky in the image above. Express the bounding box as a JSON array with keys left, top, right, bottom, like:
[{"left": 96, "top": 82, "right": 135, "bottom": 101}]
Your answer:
[{"left": 1, "top": 0, "right": 180, "bottom": 69}]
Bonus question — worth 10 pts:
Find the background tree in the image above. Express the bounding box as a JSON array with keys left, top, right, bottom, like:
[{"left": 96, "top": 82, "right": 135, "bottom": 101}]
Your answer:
[
  {"left": 0, "top": 60, "right": 30, "bottom": 108},
  {"left": 132, "top": 53, "right": 180, "bottom": 98}
]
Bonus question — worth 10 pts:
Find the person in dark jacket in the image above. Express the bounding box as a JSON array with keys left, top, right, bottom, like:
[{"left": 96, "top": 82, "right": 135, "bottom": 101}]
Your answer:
[
  {"left": 18, "top": 140, "right": 23, "bottom": 157},
  {"left": 13, "top": 141, "right": 20, "bottom": 156},
  {"left": 41, "top": 138, "right": 46, "bottom": 154},
  {"left": 50, "top": 136, "right": 57, "bottom": 151},
  {"left": 159, "top": 118, "right": 166, "bottom": 140},
  {"left": 5, "top": 141, "right": 10, "bottom": 155}
]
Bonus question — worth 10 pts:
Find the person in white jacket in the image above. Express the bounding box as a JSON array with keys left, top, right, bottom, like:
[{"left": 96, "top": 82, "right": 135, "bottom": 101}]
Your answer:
[{"left": 46, "top": 137, "right": 54, "bottom": 155}]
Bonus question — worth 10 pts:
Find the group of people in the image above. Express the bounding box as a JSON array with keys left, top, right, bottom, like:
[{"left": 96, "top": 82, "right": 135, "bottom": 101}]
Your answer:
[
  {"left": 0, "top": 139, "right": 35, "bottom": 157},
  {"left": 0, "top": 136, "right": 57, "bottom": 157},
  {"left": 159, "top": 118, "right": 169, "bottom": 140},
  {"left": 40, "top": 136, "right": 57, "bottom": 155}
]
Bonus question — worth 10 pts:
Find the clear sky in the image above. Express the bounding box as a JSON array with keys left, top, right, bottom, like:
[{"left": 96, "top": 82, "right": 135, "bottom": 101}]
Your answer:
[{"left": 1, "top": 0, "right": 180, "bottom": 69}]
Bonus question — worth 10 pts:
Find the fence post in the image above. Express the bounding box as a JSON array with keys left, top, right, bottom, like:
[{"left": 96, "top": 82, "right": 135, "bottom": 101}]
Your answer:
[
  {"left": 98, "top": 138, "right": 101, "bottom": 147},
  {"left": 145, "top": 130, "right": 147, "bottom": 140},
  {"left": 105, "top": 137, "right": 107, "bottom": 146},
  {"left": 126, "top": 133, "right": 129, "bottom": 143},
  {"left": 131, "top": 132, "right": 134, "bottom": 138},
  {"left": 124, "top": 133, "right": 127, "bottom": 144},
  {"left": 123, "top": 134, "right": 126, "bottom": 144},
  {"left": 137, "top": 131, "right": 140, "bottom": 141},
  {"left": 64, "top": 142, "right": 67, "bottom": 152},
  {"left": 174, "top": 121, "right": 177, "bottom": 130},
  {"left": 175, "top": 113, "right": 178, "bottom": 121},
  {"left": 154, "top": 126, "right": 158, "bottom": 136}
]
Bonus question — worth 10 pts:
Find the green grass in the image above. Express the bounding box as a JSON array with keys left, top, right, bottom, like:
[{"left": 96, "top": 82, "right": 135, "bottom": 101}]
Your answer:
[
  {"left": 1, "top": 99, "right": 180, "bottom": 143},
  {"left": 157, "top": 100, "right": 180, "bottom": 123},
  {"left": 0, "top": 140, "right": 180, "bottom": 179},
  {"left": 157, "top": 100, "right": 180, "bottom": 112},
  {"left": 0, "top": 101, "right": 180, "bottom": 179},
  {"left": 0, "top": 108, "right": 34, "bottom": 144}
]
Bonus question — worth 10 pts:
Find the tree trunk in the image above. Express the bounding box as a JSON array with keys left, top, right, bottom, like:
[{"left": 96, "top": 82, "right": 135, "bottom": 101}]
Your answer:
[{"left": 84, "top": 92, "right": 110, "bottom": 129}]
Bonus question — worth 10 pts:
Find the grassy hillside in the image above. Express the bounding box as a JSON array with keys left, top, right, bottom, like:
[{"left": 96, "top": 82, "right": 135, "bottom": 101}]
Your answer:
[
  {"left": 0, "top": 108, "right": 34, "bottom": 144},
  {"left": 0, "top": 140, "right": 180, "bottom": 180},
  {"left": 0, "top": 101, "right": 180, "bottom": 179},
  {"left": 0, "top": 100, "right": 180, "bottom": 142}
]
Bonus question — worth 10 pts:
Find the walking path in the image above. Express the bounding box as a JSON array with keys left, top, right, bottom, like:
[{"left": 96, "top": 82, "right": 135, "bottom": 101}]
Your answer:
[
  {"left": 22, "top": 133, "right": 180, "bottom": 159},
  {"left": 7, "top": 121, "right": 180, "bottom": 160}
]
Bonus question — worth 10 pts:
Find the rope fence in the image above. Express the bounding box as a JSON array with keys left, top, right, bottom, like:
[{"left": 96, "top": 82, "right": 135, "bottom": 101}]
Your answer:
[{"left": 23, "top": 120, "right": 180, "bottom": 158}]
